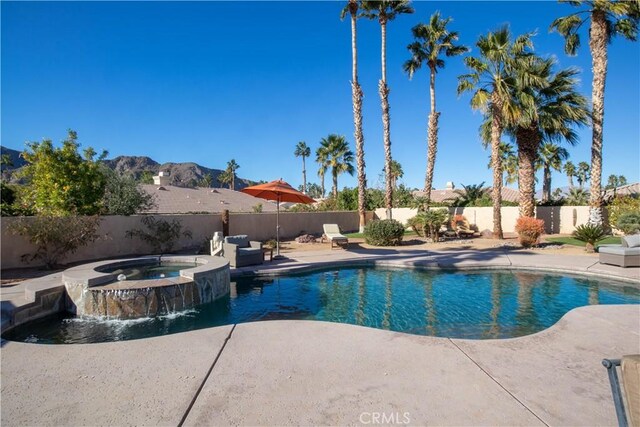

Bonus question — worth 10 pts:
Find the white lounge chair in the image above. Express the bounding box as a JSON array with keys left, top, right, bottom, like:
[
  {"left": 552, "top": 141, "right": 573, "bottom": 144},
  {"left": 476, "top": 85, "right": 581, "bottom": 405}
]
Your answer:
[{"left": 323, "top": 224, "right": 349, "bottom": 249}]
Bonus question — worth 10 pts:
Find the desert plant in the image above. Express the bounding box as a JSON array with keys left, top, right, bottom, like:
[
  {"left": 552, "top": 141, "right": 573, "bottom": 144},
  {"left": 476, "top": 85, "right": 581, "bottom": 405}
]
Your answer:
[
  {"left": 126, "top": 216, "right": 192, "bottom": 253},
  {"left": 10, "top": 215, "right": 102, "bottom": 269},
  {"left": 572, "top": 223, "right": 607, "bottom": 253},
  {"left": 515, "top": 217, "right": 545, "bottom": 248},
  {"left": 406, "top": 214, "right": 426, "bottom": 237},
  {"left": 252, "top": 203, "right": 263, "bottom": 213},
  {"left": 616, "top": 212, "right": 640, "bottom": 235},
  {"left": 364, "top": 219, "right": 404, "bottom": 246},
  {"left": 422, "top": 208, "right": 449, "bottom": 241}
]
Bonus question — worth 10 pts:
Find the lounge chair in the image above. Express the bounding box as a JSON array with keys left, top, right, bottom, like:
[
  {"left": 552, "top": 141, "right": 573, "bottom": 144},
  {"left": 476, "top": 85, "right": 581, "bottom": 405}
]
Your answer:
[
  {"left": 322, "top": 224, "right": 349, "bottom": 249},
  {"left": 599, "top": 234, "right": 640, "bottom": 268},
  {"left": 603, "top": 355, "right": 640, "bottom": 427}
]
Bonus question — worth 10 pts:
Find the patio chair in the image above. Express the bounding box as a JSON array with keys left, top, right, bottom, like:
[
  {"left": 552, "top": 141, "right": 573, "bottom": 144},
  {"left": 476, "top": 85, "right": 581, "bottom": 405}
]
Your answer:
[
  {"left": 322, "top": 224, "right": 349, "bottom": 249},
  {"left": 599, "top": 234, "right": 640, "bottom": 268},
  {"left": 222, "top": 235, "right": 263, "bottom": 268},
  {"left": 603, "top": 355, "right": 640, "bottom": 427}
]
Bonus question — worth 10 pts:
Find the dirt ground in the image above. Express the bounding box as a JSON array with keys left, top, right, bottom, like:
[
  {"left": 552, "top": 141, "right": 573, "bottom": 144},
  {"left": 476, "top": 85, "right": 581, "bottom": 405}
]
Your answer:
[{"left": 0, "top": 234, "right": 595, "bottom": 286}]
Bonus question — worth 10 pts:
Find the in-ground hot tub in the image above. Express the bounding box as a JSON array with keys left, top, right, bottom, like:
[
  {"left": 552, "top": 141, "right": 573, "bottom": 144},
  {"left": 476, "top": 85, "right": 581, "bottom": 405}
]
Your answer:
[{"left": 62, "top": 255, "right": 230, "bottom": 319}]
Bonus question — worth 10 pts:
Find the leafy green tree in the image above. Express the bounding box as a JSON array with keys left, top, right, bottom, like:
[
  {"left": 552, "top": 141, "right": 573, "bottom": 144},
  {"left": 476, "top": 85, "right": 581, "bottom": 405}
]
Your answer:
[
  {"left": 102, "top": 169, "right": 156, "bottom": 215},
  {"left": 551, "top": 0, "right": 640, "bottom": 226},
  {"left": 1, "top": 153, "right": 13, "bottom": 169},
  {"left": 20, "top": 130, "right": 108, "bottom": 215},
  {"left": 404, "top": 12, "right": 468, "bottom": 199},
  {"left": 294, "top": 141, "right": 311, "bottom": 194},
  {"left": 458, "top": 28, "right": 539, "bottom": 238},
  {"left": 138, "top": 170, "right": 155, "bottom": 184},
  {"left": 361, "top": 0, "right": 414, "bottom": 219},
  {"left": 393, "top": 183, "right": 414, "bottom": 207},
  {"left": 299, "top": 182, "right": 323, "bottom": 199},
  {"left": 318, "top": 134, "right": 355, "bottom": 198}
]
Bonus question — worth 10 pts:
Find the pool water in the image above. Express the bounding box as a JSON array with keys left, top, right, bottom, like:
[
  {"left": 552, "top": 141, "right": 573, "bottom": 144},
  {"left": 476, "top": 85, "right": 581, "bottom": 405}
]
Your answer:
[
  {"left": 103, "top": 262, "right": 197, "bottom": 280},
  {"left": 4, "top": 268, "right": 639, "bottom": 344}
]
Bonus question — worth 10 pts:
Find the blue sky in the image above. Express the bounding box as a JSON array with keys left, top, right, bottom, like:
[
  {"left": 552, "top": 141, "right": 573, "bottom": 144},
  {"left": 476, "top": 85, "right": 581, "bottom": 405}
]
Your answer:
[{"left": 2, "top": 1, "right": 639, "bottom": 192}]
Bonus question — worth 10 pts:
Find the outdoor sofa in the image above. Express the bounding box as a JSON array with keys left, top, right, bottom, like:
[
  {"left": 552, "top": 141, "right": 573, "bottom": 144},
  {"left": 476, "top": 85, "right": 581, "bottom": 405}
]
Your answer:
[
  {"left": 222, "top": 235, "right": 263, "bottom": 268},
  {"left": 598, "top": 234, "right": 640, "bottom": 268}
]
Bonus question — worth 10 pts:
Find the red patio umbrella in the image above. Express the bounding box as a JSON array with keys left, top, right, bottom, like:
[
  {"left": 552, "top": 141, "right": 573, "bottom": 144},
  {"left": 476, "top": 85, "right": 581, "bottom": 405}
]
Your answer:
[{"left": 241, "top": 179, "right": 315, "bottom": 257}]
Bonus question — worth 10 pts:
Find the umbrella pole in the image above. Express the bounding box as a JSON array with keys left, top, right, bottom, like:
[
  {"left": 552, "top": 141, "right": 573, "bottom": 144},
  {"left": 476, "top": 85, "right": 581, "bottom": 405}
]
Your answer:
[{"left": 276, "top": 195, "right": 280, "bottom": 257}]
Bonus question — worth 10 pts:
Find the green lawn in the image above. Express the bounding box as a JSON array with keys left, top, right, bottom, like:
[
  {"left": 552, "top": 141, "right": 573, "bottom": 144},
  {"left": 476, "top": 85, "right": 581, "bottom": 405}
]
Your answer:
[
  {"left": 546, "top": 236, "right": 621, "bottom": 247},
  {"left": 345, "top": 230, "right": 418, "bottom": 239}
]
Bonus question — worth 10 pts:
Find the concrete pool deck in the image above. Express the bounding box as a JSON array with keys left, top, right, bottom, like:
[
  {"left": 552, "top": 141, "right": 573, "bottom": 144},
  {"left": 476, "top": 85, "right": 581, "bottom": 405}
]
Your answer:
[{"left": 1, "top": 248, "right": 639, "bottom": 426}]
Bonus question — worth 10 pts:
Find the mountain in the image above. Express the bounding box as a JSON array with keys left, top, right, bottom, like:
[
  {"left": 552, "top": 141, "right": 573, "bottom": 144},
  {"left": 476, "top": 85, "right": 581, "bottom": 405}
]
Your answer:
[{"left": 0, "top": 147, "right": 257, "bottom": 190}]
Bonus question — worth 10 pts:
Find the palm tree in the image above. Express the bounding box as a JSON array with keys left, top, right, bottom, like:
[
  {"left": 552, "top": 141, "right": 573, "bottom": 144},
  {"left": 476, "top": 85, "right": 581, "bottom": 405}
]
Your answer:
[
  {"left": 361, "top": 0, "right": 414, "bottom": 219},
  {"left": 225, "top": 159, "right": 240, "bottom": 190},
  {"left": 566, "top": 187, "right": 589, "bottom": 205},
  {"left": 551, "top": 0, "right": 640, "bottom": 226},
  {"left": 341, "top": 0, "right": 368, "bottom": 233},
  {"left": 576, "top": 161, "right": 591, "bottom": 188},
  {"left": 449, "top": 182, "right": 489, "bottom": 207},
  {"left": 486, "top": 142, "right": 518, "bottom": 186},
  {"left": 403, "top": 12, "right": 468, "bottom": 200},
  {"left": 563, "top": 161, "right": 576, "bottom": 188},
  {"left": 316, "top": 145, "right": 329, "bottom": 198},
  {"left": 294, "top": 141, "right": 311, "bottom": 194},
  {"left": 537, "top": 143, "right": 569, "bottom": 202},
  {"left": 510, "top": 59, "right": 589, "bottom": 216},
  {"left": 319, "top": 134, "right": 355, "bottom": 198},
  {"left": 386, "top": 159, "right": 404, "bottom": 189},
  {"left": 458, "top": 27, "right": 538, "bottom": 238},
  {"left": 606, "top": 174, "right": 627, "bottom": 197}
]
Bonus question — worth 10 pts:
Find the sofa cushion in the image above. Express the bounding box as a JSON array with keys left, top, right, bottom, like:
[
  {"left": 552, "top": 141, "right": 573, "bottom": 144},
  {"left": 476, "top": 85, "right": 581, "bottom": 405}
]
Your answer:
[
  {"left": 238, "top": 247, "right": 261, "bottom": 256},
  {"left": 598, "top": 245, "right": 640, "bottom": 256},
  {"left": 622, "top": 234, "right": 640, "bottom": 248},
  {"left": 225, "top": 235, "right": 249, "bottom": 247}
]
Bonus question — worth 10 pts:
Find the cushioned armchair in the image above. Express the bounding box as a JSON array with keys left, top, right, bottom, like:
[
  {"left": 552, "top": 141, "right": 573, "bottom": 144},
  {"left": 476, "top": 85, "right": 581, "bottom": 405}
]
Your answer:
[{"left": 222, "top": 235, "right": 263, "bottom": 268}]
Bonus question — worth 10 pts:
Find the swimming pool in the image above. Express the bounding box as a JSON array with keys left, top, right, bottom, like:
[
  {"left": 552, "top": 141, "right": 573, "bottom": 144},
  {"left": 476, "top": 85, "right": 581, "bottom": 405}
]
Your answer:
[{"left": 4, "top": 267, "right": 639, "bottom": 344}]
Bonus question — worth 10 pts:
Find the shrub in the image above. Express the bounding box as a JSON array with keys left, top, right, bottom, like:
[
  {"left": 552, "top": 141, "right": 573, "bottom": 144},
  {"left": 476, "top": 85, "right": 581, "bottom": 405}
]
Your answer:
[
  {"left": 126, "top": 216, "right": 192, "bottom": 253},
  {"left": 617, "top": 212, "right": 640, "bottom": 235},
  {"left": 10, "top": 215, "right": 102, "bottom": 269},
  {"left": 422, "top": 208, "right": 449, "bottom": 241},
  {"left": 572, "top": 223, "right": 607, "bottom": 253},
  {"left": 406, "top": 214, "right": 426, "bottom": 237},
  {"left": 515, "top": 217, "right": 545, "bottom": 248},
  {"left": 608, "top": 195, "right": 640, "bottom": 230},
  {"left": 364, "top": 219, "right": 404, "bottom": 246},
  {"left": 102, "top": 170, "right": 156, "bottom": 215}
]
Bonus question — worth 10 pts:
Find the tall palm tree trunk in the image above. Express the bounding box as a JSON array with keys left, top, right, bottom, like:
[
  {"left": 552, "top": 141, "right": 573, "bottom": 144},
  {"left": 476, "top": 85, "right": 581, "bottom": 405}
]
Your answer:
[
  {"left": 424, "top": 65, "right": 439, "bottom": 200},
  {"left": 542, "top": 166, "right": 552, "bottom": 202},
  {"left": 332, "top": 170, "right": 339, "bottom": 199},
  {"left": 379, "top": 21, "right": 393, "bottom": 219},
  {"left": 588, "top": 9, "right": 607, "bottom": 226},
  {"left": 302, "top": 156, "right": 307, "bottom": 194},
  {"left": 568, "top": 174, "right": 574, "bottom": 188},
  {"left": 516, "top": 125, "right": 538, "bottom": 217},
  {"left": 490, "top": 97, "right": 504, "bottom": 239},
  {"left": 320, "top": 172, "right": 325, "bottom": 198},
  {"left": 350, "top": 1, "right": 367, "bottom": 233}
]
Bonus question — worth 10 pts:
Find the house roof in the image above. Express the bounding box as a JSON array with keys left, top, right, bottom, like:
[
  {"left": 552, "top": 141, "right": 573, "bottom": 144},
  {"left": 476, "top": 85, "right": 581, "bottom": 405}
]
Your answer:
[
  {"left": 139, "top": 185, "right": 279, "bottom": 214},
  {"left": 413, "top": 186, "right": 520, "bottom": 204}
]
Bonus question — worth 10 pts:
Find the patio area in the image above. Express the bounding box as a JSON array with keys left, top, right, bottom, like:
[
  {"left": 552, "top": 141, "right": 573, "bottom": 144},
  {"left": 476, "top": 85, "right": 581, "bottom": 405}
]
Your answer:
[{"left": 1, "top": 247, "right": 639, "bottom": 426}]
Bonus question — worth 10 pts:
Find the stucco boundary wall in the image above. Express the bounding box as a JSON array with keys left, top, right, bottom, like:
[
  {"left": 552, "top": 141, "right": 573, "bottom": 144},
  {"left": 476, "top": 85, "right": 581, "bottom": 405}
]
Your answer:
[
  {"left": 1, "top": 211, "right": 371, "bottom": 270},
  {"left": 375, "top": 206, "right": 593, "bottom": 234}
]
